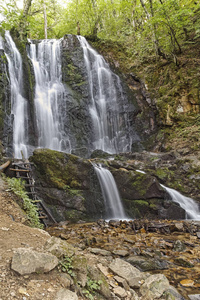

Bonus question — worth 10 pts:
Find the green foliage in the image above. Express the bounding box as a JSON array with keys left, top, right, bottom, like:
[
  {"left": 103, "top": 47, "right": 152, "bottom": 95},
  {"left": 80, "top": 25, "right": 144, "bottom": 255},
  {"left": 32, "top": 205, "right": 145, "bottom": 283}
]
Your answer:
[
  {"left": 83, "top": 277, "right": 102, "bottom": 300},
  {"left": 6, "top": 177, "right": 43, "bottom": 229},
  {"left": 58, "top": 256, "right": 75, "bottom": 277}
]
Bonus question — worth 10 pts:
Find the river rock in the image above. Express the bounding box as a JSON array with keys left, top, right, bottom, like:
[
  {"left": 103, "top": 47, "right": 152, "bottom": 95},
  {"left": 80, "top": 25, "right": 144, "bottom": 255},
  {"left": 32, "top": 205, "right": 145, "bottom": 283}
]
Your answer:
[
  {"left": 173, "top": 240, "right": 186, "bottom": 252},
  {"left": 11, "top": 248, "right": 58, "bottom": 275},
  {"left": 126, "top": 255, "right": 169, "bottom": 271},
  {"left": 55, "top": 288, "right": 78, "bottom": 300},
  {"left": 139, "top": 274, "right": 184, "bottom": 300},
  {"left": 109, "top": 258, "right": 146, "bottom": 288},
  {"left": 88, "top": 247, "right": 111, "bottom": 256}
]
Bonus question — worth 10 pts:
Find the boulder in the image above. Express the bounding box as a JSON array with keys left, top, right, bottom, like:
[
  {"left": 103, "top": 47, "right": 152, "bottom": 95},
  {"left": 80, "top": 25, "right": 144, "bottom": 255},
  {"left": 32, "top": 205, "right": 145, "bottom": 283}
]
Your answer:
[
  {"left": 109, "top": 258, "right": 146, "bottom": 288},
  {"left": 45, "top": 236, "right": 75, "bottom": 258},
  {"left": 139, "top": 274, "right": 184, "bottom": 300},
  {"left": 11, "top": 248, "right": 58, "bottom": 275},
  {"left": 126, "top": 255, "right": 169, "bottom": 271}
]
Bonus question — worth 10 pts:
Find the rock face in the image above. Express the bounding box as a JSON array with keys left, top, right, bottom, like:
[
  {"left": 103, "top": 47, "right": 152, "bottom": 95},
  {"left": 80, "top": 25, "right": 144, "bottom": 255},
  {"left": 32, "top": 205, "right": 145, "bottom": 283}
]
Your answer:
[
  {"left": 0, "top": 32, "right": 157, "bottom": 158},
  {"left": 11, "top": 248, "right": 58, "bottom": 275},
  {"left": 28, "top": 148, "right": 193, "bottom": 222}
]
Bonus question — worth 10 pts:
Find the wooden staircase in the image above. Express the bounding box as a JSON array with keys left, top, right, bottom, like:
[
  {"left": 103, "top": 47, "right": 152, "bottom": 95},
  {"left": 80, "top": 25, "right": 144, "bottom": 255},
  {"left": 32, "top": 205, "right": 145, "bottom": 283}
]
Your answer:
[{"left": 10, "top": 160, "right": 56, "bottom": 226}]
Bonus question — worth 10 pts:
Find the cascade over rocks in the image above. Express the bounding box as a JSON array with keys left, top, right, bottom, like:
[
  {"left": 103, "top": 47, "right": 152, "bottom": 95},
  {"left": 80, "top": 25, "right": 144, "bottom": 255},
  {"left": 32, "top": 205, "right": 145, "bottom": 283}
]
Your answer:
[
  {"left": 0, "top": 31, "right": 157, "bottom": 158},
  {"left": 27, "top": 148, "right": 197, "bottom": 223}
]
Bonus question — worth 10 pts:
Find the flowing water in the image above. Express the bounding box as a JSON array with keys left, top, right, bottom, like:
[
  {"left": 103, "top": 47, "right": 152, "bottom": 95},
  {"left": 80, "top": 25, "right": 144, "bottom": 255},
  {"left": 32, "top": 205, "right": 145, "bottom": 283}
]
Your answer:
[
  {"left": 161, "top": 184, "right": 200, "bottom": 220},
  {"left": 0, "top": 31, "right": 29, "bottom": 158},
  {"left": 93, "top": 164, "right": 127, "bottom": 220},
  {"left": 28, "top": 39, "right": 71, "bottom": 152},
  {"left": 77, "top": 36, "right": 131, "bottom": 153}
]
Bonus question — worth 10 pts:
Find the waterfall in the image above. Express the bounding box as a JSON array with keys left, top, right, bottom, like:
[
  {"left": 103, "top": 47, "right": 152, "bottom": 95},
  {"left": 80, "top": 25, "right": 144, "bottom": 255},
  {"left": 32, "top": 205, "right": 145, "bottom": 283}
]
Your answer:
[
  {"left": 161, "top": 185, "right": 200, "bottom": 220},
  {"left": 77, "top": 36, "right": 131, "bottom": 154},
  {"left": 93, "top": 164, "right": 127, "bottom": 220},
  {"left": 28, "top": 39, "right": 71, "bottom": 152},
  {"left": 1, "top": 31, "right": 28, "bottom": 158}
]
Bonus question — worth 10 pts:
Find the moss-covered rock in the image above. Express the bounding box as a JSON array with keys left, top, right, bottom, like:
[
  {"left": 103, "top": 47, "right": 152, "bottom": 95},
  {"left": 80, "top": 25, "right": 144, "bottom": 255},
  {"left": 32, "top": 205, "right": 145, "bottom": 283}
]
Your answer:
[{"left": 30, "top": 149, "right": 105, "bottom": 223}]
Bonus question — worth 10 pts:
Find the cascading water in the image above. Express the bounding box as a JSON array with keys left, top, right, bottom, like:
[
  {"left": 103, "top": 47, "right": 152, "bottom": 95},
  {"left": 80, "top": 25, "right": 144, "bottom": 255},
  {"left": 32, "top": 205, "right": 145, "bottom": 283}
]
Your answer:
[
  {"left": 77, "top": 36, "right": 131, "bottom": 153},
  {"left": 93, "top": 164, "right": 127, "bottom": 220},
  {"left": 28, "top": 39, "right": 71, "bottom": 152},
  {"left": 0, "top": 31, "right": 28, "bottom": 158},
  {"left": 161, "top": 184, "right": 200, "bottom": 220}
]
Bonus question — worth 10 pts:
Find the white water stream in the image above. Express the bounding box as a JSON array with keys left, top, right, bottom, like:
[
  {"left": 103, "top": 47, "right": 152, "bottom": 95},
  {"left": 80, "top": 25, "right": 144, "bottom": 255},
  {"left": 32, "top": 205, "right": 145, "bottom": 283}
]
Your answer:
[
  {"left": 93, "top": 164, "right": 127, "bottom": 220},
  {"left": 0, "top": 31, "right": 28, "bottom": 158},
  {"left": 28, "top": 39, "right": 71, "bottom": 152},
  {"left": 161, "top": 184, "right": 200, "bottom": 220},
  {"left": 77, "top": 36, "right": 131, "bottom": 153}
]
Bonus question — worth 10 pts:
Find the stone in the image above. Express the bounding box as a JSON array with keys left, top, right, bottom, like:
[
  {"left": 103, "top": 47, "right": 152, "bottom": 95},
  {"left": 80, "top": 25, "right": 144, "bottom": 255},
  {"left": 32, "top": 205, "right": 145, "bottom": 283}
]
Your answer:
[
  {"left": 112, "top": 250, "right": 129, "bottom": 257},
  {"left": 97, "top": 263, "right": 109, "bottom": 276},
  {"left": 11, "top": 248, "right": 58, "bottom": 275},
  {"left": 55, "top": 289, "right": 78, "bottom": 300},
  {"left": 139, "top": 274, "right": 183, "bottom": 300},
  {"left": 72, "top": 255, "right": 87, "bottom": 287},
  {"left": 197, "top": 232, "right": 200, "bottom": 239},
  {"left": 113, "top": 286, "right": 127, "bottom": 298},
  {"left": 189, "top": 295, "right": 200, "bottom": 300},
  {"left": 173, "top": 240, "right": 186, "bottom": 252},
  {"left": 180, "top": 279, "right": 194, "bottom": 287},
  {"left": 127, "top": 255, "right": 168, "bottom": 271},
  {"left": 130, "top": 289, "right": 140, "bottom": 300},
  {"left": 88, "top": 265, "right": 111, "bottom": 299},
  {"left": 109, "top": 258, "right": 146, "bottom": 288},
  {"left": 88, "top": 247, "right": 111, "bottom": 256},
  {"left": 114, "top": 275, "right": 129, "bottom": 290},
  {"left": 45, "top": 236, "right": 75, "bottom": 258},
  {"left": 59, "top": 273, "right": 73, "bottom": 288},
  {"left": 174, "top": 257, "right": 194, "bottom": 268}
]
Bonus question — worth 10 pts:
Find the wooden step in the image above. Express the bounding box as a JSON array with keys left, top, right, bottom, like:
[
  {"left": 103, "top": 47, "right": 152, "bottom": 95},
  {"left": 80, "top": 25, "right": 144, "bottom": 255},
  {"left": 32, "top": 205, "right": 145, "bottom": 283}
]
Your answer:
[
  {"left": 16, "top": 176, "right": 30, "bottom": 180},
  {"left": 10, "top": 168, "right": 30, "bottom": 172},
  {"left": 12, "top": 162, "right": 33, "bottom": 165}
]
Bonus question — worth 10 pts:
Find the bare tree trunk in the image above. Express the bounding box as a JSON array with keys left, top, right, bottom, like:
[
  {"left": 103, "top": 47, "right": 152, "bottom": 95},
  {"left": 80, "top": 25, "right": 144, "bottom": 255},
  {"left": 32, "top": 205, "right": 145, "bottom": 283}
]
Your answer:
[
  {"left": 23, "top": 0, "right": 32, "bottom": 17},
  {"left": 158, "top": 0, "right": 182, "bottom": 54},
  {"left": 43, "top": 2, "right": 48, "bottom": 39}
]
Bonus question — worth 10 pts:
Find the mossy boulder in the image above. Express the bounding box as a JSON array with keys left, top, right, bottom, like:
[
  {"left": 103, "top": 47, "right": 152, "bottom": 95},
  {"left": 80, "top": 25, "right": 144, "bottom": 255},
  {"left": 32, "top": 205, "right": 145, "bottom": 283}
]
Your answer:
[{"left": 30, "top": 149, "right": 105, "bottom": 223}]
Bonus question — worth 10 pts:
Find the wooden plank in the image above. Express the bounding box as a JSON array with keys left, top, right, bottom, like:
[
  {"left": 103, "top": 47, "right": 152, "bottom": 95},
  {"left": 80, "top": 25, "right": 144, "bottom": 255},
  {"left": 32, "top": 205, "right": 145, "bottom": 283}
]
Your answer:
[{"left": 10, "top": 168, "right": 30, "bottom": 172}]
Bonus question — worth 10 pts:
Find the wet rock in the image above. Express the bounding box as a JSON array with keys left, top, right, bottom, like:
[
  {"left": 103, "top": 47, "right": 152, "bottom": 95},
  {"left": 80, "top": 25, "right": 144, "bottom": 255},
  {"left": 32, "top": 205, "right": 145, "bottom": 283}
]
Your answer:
[
  {"left": 55, "top": 288, "right": 78, "bottom": 300},
  {"left": 173, "top": 240, "right": 186, "bottom": 252},
  {"left": 197, "top": 232, "right": 200, "bottom": 239},
  {"left": 126, "top": 255, "right": 169, "bottom": 271},
  {"left": 45, "top": 236, "right": 75, "bottom": 258},
  {"left": 88, "top": 247, "right": 111, "bottom": 256},
  {"left": 109, "top": 258, "right": 146, "bottom": 288},
  {"left": 11, "top": 248, "right": 58, "bottom": 275},
  {"left": 174, "top": 257, "right": 194, "bottom": 268}
]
